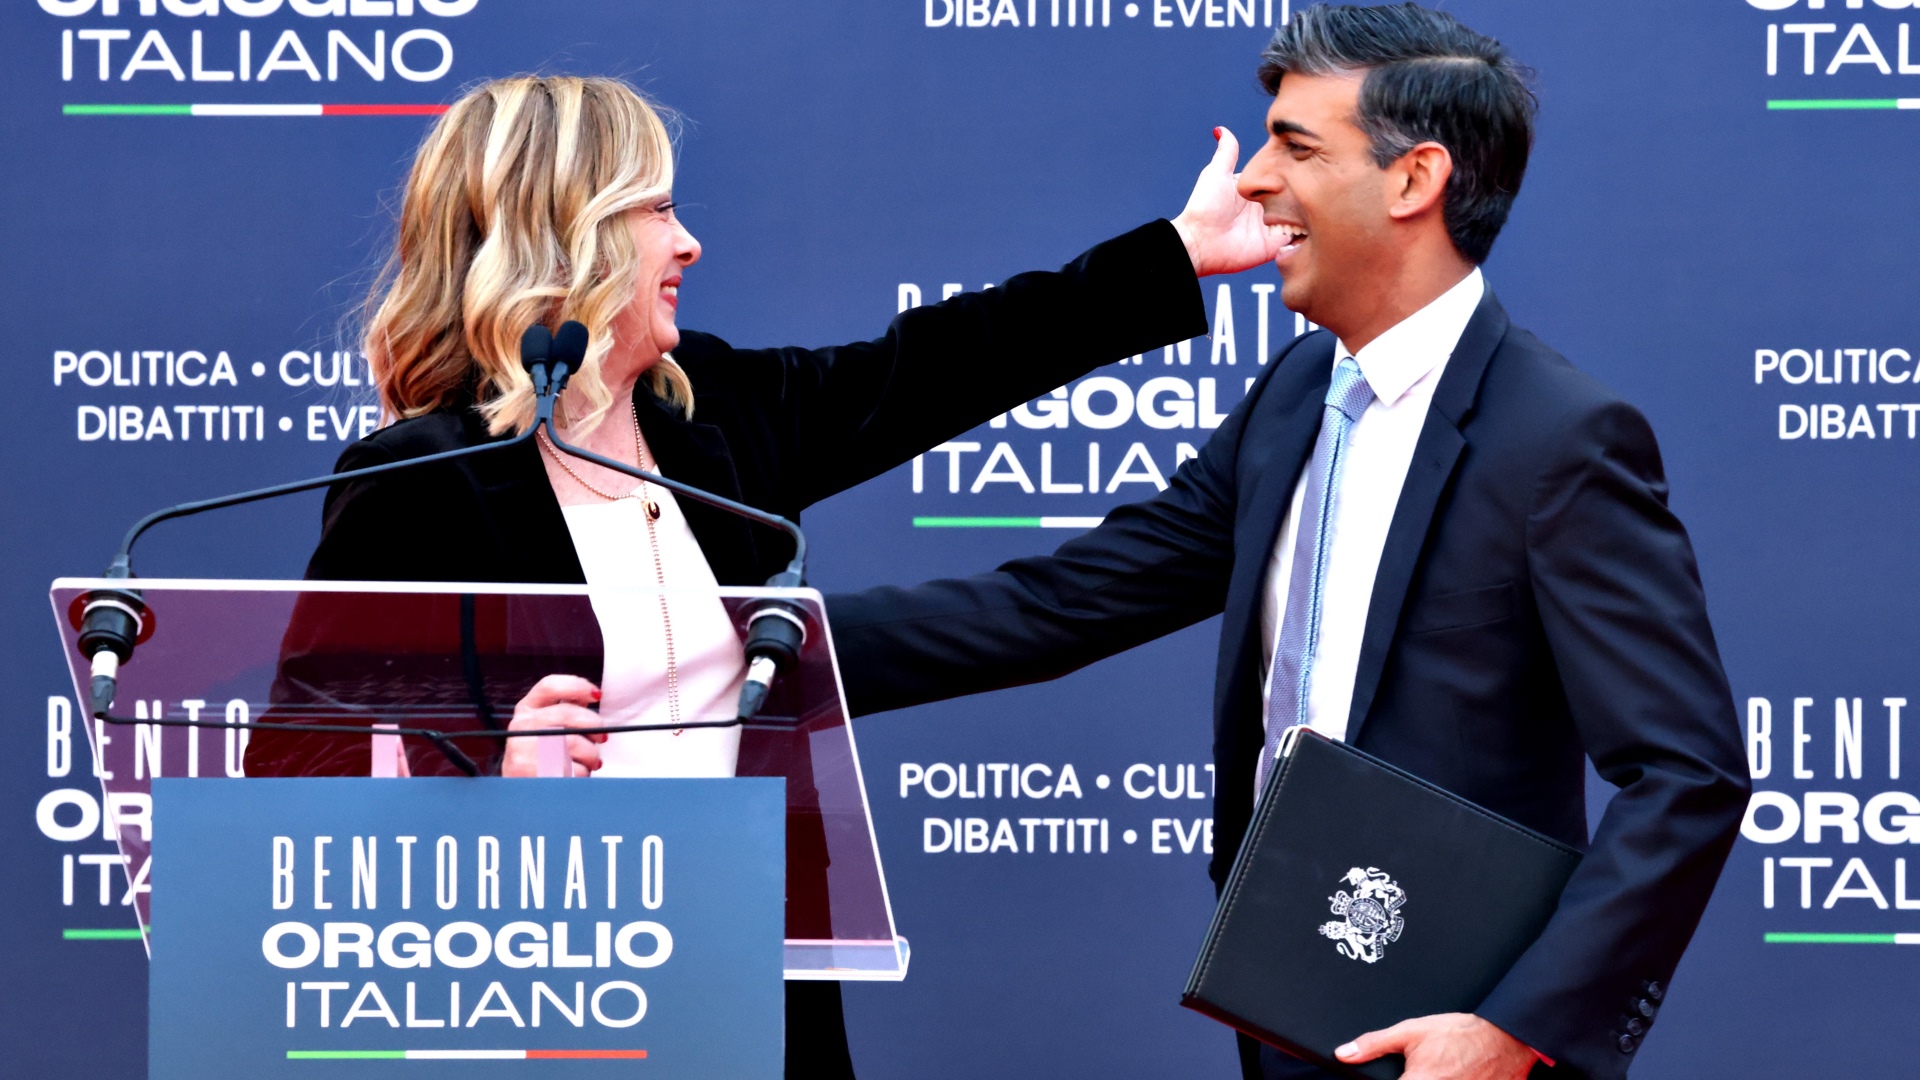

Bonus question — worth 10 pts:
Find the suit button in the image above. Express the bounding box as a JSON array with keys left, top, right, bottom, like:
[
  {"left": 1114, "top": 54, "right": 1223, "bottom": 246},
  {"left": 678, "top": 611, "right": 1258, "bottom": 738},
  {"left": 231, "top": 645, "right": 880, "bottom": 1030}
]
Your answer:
[
  {"left": 1617, "top": 1034, "right": 1638, "bottom": 1054},
  {"left": 1644, "top": 981, "right": 1664, "bottom": 1003},
  {"left": 1626, "top": 1018, "right": 1647, "bottom": 1037},
  {"left": 1635, "top": 998, "right": 1657, "bottom": 1018}
]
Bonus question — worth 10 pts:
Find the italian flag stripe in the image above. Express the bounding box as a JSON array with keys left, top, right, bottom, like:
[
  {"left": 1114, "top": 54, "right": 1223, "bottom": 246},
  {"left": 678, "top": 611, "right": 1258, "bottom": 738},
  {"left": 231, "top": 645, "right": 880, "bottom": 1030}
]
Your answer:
[
  {"left": 63, "top": 103, "right": 450, "bottom": 118},
  {"left": 286, "top": 1049, "right": 647, "bottom": 1060}
]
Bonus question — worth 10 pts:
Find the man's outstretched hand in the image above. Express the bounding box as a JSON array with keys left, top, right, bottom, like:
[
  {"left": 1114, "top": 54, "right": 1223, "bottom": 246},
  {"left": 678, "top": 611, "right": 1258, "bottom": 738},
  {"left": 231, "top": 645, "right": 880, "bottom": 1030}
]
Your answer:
[
  {"left": 1171, "top": 127, "right": 1286, "bottom": 277},
  {"left": 1336, "top": 1013, "right": 1541, "bottom": 1080}
]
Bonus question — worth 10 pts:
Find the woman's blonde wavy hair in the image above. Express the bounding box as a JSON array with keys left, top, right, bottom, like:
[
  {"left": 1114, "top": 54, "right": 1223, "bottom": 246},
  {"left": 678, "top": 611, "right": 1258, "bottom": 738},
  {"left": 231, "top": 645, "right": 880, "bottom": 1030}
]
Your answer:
[{"left": 364, "top": 75, "right": 693, "bottom": 436}]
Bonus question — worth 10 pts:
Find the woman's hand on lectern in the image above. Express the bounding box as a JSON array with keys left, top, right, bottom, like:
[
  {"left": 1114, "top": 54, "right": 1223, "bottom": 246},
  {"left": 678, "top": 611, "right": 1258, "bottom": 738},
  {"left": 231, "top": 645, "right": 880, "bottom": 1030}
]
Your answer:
[
  {"left": 1171, "top": 126, "right": 1289, "bottom": 278},
  {"left": 503, "top": 675, "right": 608, "bottom": 777}
]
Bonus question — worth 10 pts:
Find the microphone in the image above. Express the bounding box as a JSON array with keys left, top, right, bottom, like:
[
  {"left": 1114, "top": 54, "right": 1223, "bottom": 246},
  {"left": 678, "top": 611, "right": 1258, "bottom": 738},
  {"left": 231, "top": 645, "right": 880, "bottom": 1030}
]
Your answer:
[
  {"left": 735, "top": 569, "right": 806, "bottom": 721},
  {"left": 521, "top": 322, "right": 552, "bottom": 397},
  {"left": 549, "top": 320, "right": 588, "bottom": 388},
  {"left": 75, "top": 589, "right": 147, "bottom": 717}
]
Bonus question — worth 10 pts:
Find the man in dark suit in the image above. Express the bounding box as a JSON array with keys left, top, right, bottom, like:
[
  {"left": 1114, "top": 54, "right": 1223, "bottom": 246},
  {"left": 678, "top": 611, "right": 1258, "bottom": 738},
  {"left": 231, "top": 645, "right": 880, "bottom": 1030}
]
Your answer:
[{"left": 829, "top": 6, "right": 1751, "bottom": 1079}]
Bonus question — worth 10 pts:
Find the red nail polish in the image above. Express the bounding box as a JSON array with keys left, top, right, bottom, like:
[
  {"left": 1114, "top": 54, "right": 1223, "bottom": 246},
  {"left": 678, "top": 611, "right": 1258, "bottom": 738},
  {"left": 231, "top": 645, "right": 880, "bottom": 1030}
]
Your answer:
[{"left": 1213, "top": 126, "right": 1222, "bottom": 140}]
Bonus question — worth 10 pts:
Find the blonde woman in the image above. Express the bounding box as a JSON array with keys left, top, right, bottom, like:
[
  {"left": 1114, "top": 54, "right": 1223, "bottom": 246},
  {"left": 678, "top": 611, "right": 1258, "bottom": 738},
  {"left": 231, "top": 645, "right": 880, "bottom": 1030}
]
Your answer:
[{"left": 270, "top": 75, "right": 1277, "bottom": 1076}]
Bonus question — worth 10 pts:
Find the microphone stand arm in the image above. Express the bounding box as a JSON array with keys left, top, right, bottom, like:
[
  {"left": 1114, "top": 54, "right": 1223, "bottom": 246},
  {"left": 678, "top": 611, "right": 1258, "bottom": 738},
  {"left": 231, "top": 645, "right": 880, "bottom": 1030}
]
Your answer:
[
  {"left": 101, "top": 428, "right": 540, "bottom": 582},
  {"left": 79, "top": 421, "right": 545, "bottom": 731},
  {"left": 528, "top": 386, "right": 811, "bottom": 722},
  {"left": 537, "top": 418, "right": 807, "bottom": 585},
  {"left": 96, "top": 403, "right": 807, "bottom": 587}
]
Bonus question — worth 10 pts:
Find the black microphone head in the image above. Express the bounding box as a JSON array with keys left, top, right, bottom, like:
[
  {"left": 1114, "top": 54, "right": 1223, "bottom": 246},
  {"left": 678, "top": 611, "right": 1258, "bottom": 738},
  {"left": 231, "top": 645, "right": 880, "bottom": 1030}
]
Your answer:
[
  {"left": 519, "top": 323, "right": 553, "bottom": 373},
  {"left": 548, "top": 321, "right": 589, "bottom": 394},
  {"left": 551, "top": 320, "right": 589, "bottom": 370}
]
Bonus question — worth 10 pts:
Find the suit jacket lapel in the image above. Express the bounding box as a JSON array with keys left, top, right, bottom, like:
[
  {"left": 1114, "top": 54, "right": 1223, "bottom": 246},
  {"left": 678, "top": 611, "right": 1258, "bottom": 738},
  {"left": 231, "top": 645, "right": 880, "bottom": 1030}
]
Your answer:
[
  {"left": 458, "top": 414, "right": 586, "bottom": 584},
  {"left": 1343, "top": 291, "right": 1510, "bottom": 745}
]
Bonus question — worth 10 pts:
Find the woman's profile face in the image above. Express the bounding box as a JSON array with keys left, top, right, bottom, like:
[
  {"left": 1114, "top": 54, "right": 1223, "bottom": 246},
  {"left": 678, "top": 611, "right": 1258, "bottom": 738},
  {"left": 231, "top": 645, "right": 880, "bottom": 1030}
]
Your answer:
[{"left": 616, "top": 196, "right": 702, "bottom": 364}]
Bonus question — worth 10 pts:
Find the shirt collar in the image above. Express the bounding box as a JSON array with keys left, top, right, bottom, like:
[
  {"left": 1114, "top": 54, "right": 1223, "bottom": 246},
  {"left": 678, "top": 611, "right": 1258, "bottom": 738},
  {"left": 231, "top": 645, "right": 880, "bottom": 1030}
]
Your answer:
[{"left": 1334, "top": 268, "right": 1485, "bottom": 408}]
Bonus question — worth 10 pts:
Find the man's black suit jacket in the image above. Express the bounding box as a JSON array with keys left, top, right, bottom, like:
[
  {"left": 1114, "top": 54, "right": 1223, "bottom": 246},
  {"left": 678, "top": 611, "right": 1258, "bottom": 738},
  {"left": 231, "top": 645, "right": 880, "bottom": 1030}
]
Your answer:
[{"left": 828, "top": 291, "right": 1752, "bottom": 1079}]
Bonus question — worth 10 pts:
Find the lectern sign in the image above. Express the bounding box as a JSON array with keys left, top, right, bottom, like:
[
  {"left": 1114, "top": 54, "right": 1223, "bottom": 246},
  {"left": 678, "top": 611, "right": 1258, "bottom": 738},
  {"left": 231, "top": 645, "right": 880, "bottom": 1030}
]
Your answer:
[{"left": 149, "top": 778, "right": 784, "bottom": 1079}]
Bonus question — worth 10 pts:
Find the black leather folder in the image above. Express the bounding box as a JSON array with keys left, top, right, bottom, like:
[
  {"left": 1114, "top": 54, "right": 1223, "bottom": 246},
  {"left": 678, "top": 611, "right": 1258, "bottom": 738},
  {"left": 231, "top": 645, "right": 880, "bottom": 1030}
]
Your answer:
[{"left": 1182, "top": 727, "right": 1583, "bottom": 1079}]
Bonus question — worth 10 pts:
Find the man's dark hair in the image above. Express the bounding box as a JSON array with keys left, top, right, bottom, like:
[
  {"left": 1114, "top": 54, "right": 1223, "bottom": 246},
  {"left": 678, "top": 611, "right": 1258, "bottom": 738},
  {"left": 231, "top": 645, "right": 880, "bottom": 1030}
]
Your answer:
[{"left": 1257, "top": 3, "right": 1536, "bottom": 264}]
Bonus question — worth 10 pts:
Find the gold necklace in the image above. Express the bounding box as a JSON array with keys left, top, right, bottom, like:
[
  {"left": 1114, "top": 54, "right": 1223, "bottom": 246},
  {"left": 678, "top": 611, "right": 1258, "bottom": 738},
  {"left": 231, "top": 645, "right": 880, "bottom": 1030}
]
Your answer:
[
  {"left": 540, "top": 409, "right": 662, "bottom": 518},
  {"left": 540, "top": 405, "right": 682, "bottom": 732}
]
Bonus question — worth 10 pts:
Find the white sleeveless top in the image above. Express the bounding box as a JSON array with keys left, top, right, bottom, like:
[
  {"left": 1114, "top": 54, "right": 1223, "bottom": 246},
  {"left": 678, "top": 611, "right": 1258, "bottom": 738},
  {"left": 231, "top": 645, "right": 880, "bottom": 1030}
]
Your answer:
[{"left": 560, "top": 475, "right": 746, "bottom": 778}]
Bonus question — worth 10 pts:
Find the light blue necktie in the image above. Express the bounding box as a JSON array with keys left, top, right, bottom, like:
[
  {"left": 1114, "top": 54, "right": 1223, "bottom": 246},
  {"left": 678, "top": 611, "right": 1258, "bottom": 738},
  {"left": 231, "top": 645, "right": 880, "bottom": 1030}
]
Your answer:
[{"left": 1257, "top": 356, "right": 1376, "bottom": 791}]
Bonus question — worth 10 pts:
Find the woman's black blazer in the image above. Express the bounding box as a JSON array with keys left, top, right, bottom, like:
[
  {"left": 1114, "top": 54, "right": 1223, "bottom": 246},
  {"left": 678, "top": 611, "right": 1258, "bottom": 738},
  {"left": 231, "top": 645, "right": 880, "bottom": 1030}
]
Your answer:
[{"left": 303, "top": 221, "right": 1203, "bottom": 586}]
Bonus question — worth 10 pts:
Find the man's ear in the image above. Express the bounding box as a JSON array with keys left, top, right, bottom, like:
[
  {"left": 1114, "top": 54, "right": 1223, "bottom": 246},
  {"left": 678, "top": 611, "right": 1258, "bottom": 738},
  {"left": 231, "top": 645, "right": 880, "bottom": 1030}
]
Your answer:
[{"left": 1385, "top": 142, "right": 1453, "bottom": 223}]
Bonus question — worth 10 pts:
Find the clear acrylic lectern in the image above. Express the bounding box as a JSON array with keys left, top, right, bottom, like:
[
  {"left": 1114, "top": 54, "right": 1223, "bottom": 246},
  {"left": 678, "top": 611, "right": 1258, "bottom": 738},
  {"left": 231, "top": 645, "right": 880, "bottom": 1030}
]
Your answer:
[{"left": 49, "top": 577, "right": 908, "bottom": 982}]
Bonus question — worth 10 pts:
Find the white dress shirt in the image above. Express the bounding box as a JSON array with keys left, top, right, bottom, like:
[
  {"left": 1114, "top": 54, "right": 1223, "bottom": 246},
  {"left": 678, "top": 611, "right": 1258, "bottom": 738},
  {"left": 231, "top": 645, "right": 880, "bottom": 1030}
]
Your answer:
[
  {"left": 1259, "top": 269, "right": 1486, "bottom": 753},
  {"left": 561, "top": 457, "right": 747, "bottom": 778}
]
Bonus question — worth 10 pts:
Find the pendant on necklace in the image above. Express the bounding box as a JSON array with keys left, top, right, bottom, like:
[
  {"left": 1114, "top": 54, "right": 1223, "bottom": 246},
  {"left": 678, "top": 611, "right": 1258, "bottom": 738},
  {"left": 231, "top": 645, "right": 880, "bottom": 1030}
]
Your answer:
[{"left": 643, "top": 498, "right": 662, "bottom": 522}]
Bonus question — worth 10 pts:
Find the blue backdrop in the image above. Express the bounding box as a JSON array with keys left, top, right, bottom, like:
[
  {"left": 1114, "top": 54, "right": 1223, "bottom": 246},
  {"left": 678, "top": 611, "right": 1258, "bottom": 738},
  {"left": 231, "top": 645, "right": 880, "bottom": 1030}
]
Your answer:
[{"left": 5, "top": 1, "right": 1916, "bottom": 1076}]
